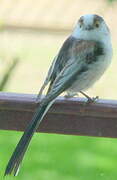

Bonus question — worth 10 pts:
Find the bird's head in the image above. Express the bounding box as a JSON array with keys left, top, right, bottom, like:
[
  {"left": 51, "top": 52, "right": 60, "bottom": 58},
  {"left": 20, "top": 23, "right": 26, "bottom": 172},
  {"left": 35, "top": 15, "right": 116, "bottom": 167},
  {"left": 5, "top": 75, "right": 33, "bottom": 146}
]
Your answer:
[{"left": 72, "top": 14, "right": 110, "bottom": 42}]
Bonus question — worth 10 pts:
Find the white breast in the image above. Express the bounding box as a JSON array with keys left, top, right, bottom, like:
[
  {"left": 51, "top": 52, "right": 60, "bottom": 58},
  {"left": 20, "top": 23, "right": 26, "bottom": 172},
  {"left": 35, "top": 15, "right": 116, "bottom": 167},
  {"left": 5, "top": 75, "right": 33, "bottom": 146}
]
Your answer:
[{"left": 68, "top": 46, "right": 112, "bottom": 93}]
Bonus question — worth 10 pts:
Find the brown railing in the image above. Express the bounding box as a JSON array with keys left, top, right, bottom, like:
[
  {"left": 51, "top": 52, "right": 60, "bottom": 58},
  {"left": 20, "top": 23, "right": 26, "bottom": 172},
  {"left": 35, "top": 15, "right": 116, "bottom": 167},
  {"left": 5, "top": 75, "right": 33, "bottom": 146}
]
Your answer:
[{"left": 0, "top": 92, "right": 117, "bottom": 138}]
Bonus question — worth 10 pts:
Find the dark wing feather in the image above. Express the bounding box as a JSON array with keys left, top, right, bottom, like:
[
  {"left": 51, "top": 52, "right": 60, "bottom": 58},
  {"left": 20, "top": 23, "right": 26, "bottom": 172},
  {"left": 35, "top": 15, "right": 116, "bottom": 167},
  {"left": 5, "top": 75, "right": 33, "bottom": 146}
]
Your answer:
[
  {"left": 37, "top": 36, "right": 78, "bottom": 99},
  {"left": 45, "top": 40, "right": 104, "bottom": 101},
  {"left": 37, "top": 38, "right": 104, "bottom": 99}
]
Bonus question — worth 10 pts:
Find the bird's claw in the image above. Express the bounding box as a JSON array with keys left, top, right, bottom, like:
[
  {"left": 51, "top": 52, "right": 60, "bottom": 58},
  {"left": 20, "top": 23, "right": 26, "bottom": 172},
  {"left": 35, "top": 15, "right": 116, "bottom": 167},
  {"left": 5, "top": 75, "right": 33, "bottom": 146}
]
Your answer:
[{"left": 86, "top": 96, "right": 99, "bottom": 104}]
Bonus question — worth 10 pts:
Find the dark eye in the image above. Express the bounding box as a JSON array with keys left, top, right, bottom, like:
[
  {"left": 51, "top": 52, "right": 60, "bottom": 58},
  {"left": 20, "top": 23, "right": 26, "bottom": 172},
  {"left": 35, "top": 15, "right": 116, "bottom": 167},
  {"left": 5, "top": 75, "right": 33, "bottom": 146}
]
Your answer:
[
  {"left": 94, "top": 21, "right": 100, "bottom": 28},
  {"left": 95, "top": 23, "right": 99, "bottom": 28},
  {"left": 79, "top": 17, "right": 83, "bottom": 28}
]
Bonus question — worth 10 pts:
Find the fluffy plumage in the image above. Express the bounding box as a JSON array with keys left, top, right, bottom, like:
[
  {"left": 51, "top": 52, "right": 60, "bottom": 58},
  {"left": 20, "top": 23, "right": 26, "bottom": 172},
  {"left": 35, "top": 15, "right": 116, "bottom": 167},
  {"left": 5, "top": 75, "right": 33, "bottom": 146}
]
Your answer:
[{"left": 5, "top": 14, "right": 112, "bottom": 176}]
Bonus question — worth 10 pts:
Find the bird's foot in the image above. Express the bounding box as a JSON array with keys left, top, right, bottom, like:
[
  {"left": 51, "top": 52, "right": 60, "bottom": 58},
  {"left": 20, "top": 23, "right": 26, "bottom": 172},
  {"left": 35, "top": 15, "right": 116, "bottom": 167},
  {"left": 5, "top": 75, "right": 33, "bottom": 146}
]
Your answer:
[
  {"left": 79, "top": 91, "right": 99, "bottom": 104},
  {"left": 86, "top": 96, "right": 99, "bottom": 104}
]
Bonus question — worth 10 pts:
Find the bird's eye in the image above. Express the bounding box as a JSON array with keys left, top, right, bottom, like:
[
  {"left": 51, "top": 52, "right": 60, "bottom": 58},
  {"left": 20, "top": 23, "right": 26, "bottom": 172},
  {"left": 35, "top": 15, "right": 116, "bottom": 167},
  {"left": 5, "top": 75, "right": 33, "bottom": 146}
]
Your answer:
[
  {"left": 94, "top": 21, "right": 100, "bottom": 28},
  {"left": 79, "top": 18, "right": 83, "bottom": 28}
]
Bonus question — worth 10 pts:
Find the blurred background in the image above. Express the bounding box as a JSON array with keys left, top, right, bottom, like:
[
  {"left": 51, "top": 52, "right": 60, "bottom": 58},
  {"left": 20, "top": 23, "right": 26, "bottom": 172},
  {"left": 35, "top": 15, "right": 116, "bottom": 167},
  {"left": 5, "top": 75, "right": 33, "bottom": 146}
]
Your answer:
[{"left": 0, "top": 0, "right": 117, "bottom": 179}]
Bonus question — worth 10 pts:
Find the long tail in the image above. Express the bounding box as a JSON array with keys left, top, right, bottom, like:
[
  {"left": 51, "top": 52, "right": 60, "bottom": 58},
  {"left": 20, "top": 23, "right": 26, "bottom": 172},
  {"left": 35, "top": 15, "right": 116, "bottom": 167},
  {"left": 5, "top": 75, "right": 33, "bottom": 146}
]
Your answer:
[{"left": 4, "top": 98, "right": 55, "bottom": 176}]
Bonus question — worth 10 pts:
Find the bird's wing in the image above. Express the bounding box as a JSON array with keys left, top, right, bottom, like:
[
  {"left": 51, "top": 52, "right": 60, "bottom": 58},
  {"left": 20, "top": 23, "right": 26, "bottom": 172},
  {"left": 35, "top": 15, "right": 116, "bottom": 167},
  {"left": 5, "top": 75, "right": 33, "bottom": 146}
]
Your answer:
[
  {"left": 37, "top": 37, "right": 103, "bottom": 100},
  {"left": 44, "top": 59, "right": 87, "bottom": 102},
  {"left": 43, "top": 40, "right": 103, "bottom": 102},
  {"left": 37, "top": 36, "right": 79, "bottom": 100}
]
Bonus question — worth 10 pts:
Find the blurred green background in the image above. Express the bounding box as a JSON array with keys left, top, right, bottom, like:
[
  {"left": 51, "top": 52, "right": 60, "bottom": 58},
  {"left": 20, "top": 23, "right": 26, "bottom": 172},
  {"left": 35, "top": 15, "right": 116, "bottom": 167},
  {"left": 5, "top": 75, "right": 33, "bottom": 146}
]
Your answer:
[{"left": 0, "top": 0, "right": 117, "bottom": 179}]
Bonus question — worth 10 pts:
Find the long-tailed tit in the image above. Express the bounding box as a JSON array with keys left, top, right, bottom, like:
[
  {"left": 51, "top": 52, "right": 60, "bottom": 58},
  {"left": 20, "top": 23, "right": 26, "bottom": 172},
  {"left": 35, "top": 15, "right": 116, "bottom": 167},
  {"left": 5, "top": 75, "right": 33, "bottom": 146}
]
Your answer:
[{"left": 5, "top": 14, "right": 112, "bottom": 176}]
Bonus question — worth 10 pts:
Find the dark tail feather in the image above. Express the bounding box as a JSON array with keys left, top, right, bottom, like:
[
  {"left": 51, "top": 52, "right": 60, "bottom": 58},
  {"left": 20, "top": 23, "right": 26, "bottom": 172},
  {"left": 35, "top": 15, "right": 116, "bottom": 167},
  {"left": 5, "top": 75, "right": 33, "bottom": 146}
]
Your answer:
[{"left": 4, "top": 99, "right": 54, "bottom": 176}]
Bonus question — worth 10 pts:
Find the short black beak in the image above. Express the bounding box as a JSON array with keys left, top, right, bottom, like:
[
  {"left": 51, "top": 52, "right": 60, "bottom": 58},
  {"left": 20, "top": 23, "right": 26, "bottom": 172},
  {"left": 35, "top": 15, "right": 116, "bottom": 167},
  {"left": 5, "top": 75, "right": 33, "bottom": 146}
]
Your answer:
[{"left": 85, "top": 25, "right": 93, "bottom": 30}]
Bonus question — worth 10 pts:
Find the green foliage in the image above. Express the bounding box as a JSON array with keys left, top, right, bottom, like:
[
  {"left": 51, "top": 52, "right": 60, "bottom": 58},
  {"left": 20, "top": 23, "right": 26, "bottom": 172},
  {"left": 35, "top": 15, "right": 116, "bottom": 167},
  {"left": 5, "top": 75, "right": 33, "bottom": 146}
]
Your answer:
[
  {"left": 1, "top": 131, "right": 117, "bottom": 180},
  {"left": 0, "top": 58, "right": 19, "bottom": 91},
  {"left": 108, "top": 0, "right": 116, "bottom": 3}
]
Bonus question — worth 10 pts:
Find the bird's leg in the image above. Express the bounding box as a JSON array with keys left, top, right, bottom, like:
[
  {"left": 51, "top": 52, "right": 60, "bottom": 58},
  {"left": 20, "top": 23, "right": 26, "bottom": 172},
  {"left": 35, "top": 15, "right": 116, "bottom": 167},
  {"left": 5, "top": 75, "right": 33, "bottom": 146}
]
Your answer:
[
  {"left": 64, "top": 92, "right": 78, "bottom": 98},
  {"left": 80, "top": 91, "right": 99, "bottom": 103}
]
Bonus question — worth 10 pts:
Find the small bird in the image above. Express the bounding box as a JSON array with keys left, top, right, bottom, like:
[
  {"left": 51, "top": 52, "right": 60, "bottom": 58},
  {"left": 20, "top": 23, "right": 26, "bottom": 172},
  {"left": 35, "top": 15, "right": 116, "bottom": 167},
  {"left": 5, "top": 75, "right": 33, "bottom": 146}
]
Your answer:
[{"left": 5, "top": 14, "right": 112, "bottom": 176}]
